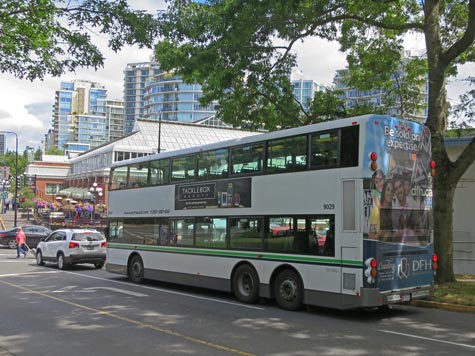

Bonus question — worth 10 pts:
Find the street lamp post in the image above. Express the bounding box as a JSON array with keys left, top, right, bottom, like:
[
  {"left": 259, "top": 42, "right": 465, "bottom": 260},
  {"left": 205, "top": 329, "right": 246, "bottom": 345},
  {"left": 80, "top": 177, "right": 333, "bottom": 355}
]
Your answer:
[
  {"left": 89, "top": 182, "right": 103, "bottom": 226},
  {"left": 0, "top": 131, "right": 18, "bottom": 226},
  {"left": 157, "top": 112, "right": 162, "bottom": 153}
]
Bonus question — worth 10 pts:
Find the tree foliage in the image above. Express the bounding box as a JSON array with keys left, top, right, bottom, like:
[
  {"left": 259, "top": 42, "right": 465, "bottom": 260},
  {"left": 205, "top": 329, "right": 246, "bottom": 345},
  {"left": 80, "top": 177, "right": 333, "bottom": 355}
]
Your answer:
[
  {"left": 46, "top": 146, "right": 64, "bottom": 156},
  {"left": 0, "top": 0, "right": 160, "bottom": 80},
  {"left": 155, "top": 0, "right": 475, "bottom": 282},
  {"left": 1, "top": 151, "right": 27, "bottom": 181},
  {"left": 453, "top": 76, "right": 475, "bottom": 126}
]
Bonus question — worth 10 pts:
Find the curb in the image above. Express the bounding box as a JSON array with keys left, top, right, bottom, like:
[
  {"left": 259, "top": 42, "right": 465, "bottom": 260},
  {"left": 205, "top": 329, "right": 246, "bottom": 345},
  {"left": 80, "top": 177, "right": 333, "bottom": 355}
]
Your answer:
[{"left": 412, "top": 300, "right": 475, "bottom": 313}]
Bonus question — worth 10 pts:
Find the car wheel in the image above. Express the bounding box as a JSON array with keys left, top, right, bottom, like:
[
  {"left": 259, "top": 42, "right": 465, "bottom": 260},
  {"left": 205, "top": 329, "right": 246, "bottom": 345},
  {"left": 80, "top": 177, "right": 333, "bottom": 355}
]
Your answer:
[
  {"left": 57, "top": 253, "right": 69, "bottom": 270},
  {"left": 274, "top": 269, "right": 304, "bottom": 311},
  {"left": 94, "top": 261, "right": 105, "bottom": 269},
  {"left": 7, "top": 239, "right": 17, "bottom": 249},
  {"left": 128, "top": 255, "right": 144, "bottom": 283},
  {"left": 232, "top": 264, "right": 260, "bottom": 304},
  {"left": 36, "top": 250, "right": 45, "bottom": 266}
]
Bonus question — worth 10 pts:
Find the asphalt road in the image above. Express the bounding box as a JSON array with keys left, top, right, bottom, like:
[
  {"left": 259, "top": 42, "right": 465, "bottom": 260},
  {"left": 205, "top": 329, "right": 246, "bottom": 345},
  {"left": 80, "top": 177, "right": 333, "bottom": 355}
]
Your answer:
[{"left": 0, "top": 247, "right": 474, "bottom": 356}]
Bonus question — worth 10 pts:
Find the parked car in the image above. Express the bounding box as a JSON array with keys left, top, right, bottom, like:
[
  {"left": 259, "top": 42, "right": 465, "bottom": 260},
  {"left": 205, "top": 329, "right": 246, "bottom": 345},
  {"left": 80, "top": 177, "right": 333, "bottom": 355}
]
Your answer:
[
  {"left": 0, "top": 225, "right": 53, "bottom": 249},
  {"left": 36, "top": 228, "right": 107, "bottom": 270}
]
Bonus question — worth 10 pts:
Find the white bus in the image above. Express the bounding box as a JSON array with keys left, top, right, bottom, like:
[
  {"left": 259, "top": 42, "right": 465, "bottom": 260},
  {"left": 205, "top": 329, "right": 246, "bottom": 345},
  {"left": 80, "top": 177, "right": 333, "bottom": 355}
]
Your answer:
[{"left": 106, "top": 114, "right": 437, "bottom": 310}]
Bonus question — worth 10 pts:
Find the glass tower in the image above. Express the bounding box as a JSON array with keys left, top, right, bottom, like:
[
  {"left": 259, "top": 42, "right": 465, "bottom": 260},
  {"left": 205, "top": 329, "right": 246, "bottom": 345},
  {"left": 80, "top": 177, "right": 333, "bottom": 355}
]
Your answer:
[{"left": 144, "top": 72, "right": 217, "bottom": 123}]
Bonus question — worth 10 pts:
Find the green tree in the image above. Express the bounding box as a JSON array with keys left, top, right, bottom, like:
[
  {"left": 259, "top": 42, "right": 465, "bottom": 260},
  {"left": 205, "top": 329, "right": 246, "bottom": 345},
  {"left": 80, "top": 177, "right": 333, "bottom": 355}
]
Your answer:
[
  {"left": 46, "top": 146, "right": 64, "bottom": 156},
  {"left": 453, "top": 76, "right": 475, "bottom": 125},
  {"left": 19, "top": 186, "right": 35, "bottom": 207},
  {"left": 0, "top": 0, "right": 159, "bottom": 80},
  {"left": 156, "top": 0, "right": 475, "bottom": 282},
  {"left": 2, "top": 151, "right": 28, "bottom": 184},
  {"left": 34, "top": 148, "right": 42, "bottom": 161}
]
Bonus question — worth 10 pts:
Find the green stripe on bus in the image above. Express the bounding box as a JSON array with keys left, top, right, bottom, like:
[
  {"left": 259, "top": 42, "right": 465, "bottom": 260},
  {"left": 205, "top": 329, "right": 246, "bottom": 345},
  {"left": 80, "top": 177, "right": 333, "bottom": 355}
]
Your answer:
[{"left": 108, "top": 243, "right": 362, "bottom": 267}]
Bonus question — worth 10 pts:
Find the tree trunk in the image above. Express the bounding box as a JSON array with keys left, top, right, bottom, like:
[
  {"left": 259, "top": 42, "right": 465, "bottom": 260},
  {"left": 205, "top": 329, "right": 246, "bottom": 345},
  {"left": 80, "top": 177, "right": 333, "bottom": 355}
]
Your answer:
[
  {"left": 424, "top": 0, "right": 457, "bottom": 283},
  {"left": 432, "top": 170, "right": 457, "bottom": 283}
]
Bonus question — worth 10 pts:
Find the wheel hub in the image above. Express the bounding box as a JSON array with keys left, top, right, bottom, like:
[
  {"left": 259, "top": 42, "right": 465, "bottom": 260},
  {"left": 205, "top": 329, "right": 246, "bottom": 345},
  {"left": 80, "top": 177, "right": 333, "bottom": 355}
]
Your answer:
[{"left": 279, "top": 279, "right": 297, "bottom": 301}]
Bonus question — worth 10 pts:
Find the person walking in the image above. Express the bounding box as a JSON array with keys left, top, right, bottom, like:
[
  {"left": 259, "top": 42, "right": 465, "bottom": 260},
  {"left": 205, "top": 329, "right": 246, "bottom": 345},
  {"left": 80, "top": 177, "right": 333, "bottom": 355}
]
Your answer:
[{"left": 16, "top": 227, "right": 27, "bottom": 258}]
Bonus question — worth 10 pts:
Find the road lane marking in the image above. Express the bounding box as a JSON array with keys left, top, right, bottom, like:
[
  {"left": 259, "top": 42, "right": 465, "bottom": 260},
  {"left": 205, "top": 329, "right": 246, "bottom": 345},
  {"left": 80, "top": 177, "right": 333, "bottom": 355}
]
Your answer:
[
  {"left": 0, "top": 271, "right": 60, "bottom": 277},
  {"left": 0, "top": 278, "right": 256, "bottom": 356},
  {"left": 83, "top": 286, "right": 148, "bottom": 297},
  {"left": 380, "top": 329, "right": 475, "bottom": 350},
  {"left": 0, "top": 268, "right": 264, "bottom": 310},
  {"left": 65, "top": 270, "right": 265, "bottom": 310}
]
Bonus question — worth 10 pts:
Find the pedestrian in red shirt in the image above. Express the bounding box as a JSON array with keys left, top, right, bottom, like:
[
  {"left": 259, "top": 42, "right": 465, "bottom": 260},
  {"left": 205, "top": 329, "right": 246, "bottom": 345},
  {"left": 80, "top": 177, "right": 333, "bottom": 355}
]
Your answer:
[{"left": 16, "top": 227, "right": 27, "bottom": 258}]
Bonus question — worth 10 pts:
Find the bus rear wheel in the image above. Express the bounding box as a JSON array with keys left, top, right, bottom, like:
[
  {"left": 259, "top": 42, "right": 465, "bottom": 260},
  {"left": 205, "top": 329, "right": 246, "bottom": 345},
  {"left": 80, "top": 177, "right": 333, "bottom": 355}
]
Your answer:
[
  {"left": 274, "top": 269, "right": 304, "bottom": 311},
  {"left": 233, "top": 264, "right": 259, "bottom": 304},
  {"left": 128, "top": 255, "right": 144, "bottom": 283}
]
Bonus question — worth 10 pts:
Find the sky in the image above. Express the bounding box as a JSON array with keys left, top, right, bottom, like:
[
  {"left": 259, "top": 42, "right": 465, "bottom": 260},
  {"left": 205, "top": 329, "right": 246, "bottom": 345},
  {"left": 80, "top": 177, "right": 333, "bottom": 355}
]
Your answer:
[{"left": 0, "top": 1, "right": 473, "bottom": 153}]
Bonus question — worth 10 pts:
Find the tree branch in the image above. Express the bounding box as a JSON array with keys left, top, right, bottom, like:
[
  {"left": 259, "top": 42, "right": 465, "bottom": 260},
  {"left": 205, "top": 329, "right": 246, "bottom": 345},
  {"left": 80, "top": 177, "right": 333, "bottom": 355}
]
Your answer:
[
  {"left": 442, "top": 0, "right": 475, "bottom": 65},
  {"left": 450, "top": 136, "right": 475, "bottom": 183}
]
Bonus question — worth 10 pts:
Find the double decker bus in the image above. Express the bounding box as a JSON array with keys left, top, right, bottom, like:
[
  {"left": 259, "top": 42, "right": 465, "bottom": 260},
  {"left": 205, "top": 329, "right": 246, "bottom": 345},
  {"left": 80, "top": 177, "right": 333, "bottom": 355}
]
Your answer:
[{"left": 106, "top": 114, "right": 437, "bottom": 310}]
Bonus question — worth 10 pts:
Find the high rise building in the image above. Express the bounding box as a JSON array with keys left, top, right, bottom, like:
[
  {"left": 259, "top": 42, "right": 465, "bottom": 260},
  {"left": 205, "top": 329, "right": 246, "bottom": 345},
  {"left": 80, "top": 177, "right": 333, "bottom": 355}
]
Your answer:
[
  {"left": 0, "top": 134, "right": 5, "bottom": 155},
  {"left": 333, "top": 52, "right": 428, "bottom": 122},
  {"left": 123, "top": 61, "right": 162, "bottom": 134},
  {"left": 52, "top": 80, "right": 125, "bottom": 156},
  {"left": 106, "top": 99, "right": 125, "bottom": 142},
  {"left": 144, "top": 72, "right": 217, "bottom": 123},
  {"left": 292, "top": 78, "right": 326, "bottom": 112}
]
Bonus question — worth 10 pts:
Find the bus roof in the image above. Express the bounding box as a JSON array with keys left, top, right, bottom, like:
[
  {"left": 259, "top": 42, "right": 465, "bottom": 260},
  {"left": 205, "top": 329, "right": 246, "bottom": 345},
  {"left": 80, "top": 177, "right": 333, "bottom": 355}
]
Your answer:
[{"left": 111, "top": 114, "right": 422, "bottom": 168}]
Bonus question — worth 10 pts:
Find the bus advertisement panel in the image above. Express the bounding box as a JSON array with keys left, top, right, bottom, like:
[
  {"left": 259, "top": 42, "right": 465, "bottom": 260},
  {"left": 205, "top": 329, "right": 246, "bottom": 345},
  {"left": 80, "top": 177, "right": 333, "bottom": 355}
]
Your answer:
[
  {"left": 362, "top": 116, "right": 434, "bottom": 298},
  {"left": 175, "top": 177, "right": 252, "bottom": 210}
]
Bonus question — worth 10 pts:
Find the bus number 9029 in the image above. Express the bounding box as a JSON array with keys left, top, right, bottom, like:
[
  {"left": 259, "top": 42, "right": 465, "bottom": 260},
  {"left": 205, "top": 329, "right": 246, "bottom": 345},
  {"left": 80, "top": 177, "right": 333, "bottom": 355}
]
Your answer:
[{"left": 323, "top": 203, "right": 335, "bottom": 210}]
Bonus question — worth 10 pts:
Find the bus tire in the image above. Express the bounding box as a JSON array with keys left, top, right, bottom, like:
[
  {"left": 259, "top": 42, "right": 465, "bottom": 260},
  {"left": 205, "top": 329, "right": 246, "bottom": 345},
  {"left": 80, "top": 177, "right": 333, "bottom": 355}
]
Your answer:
[
  {"left": 128, "top": 255, "right": 144, "bottom": 283},
  {"left": 232, "top": 264, "right": 259, "bottom": 304},
  {"left": 274, "top": 269, "right": 304, "bottom": 311}
]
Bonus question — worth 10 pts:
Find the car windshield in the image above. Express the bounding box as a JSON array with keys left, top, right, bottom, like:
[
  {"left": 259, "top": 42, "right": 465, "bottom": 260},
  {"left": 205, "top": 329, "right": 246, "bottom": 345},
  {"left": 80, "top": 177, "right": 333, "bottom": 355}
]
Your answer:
[{"left": 72, "top": 232, "right": 104, "bottom": 241}]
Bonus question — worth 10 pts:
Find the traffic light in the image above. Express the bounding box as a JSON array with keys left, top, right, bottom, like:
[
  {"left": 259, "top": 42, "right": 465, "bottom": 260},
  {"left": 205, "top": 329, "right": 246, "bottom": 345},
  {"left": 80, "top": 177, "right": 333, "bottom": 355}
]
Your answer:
[
  {"left": 16, "top": 176, "right": 21, "bottom": 187},
  {"left": 364, "top": 257, "right": 378, "bottom": 284}
]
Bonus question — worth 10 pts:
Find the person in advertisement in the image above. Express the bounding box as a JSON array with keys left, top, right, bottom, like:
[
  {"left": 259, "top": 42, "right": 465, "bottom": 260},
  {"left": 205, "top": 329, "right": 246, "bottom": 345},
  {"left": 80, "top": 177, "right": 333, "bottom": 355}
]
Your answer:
[
  {"left": 364, "top": 116, "right": 432, "bottom": 244},
  {"left": 369, "top": 179, "right": 395, "bottom": 240}
]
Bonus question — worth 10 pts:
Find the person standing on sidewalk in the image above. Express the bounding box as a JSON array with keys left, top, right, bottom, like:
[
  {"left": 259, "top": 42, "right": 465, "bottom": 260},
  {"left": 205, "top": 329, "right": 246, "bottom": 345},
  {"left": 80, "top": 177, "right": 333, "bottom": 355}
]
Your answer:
[{"left": 16, "top": 227, "right": 27, "bottom": 258}]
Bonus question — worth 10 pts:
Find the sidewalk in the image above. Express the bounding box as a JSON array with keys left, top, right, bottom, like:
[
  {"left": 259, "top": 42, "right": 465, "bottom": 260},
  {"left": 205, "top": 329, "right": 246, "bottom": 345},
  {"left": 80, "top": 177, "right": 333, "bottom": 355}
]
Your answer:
[{"left": 0, "top": 208, "right": 33, "bottom": 230}]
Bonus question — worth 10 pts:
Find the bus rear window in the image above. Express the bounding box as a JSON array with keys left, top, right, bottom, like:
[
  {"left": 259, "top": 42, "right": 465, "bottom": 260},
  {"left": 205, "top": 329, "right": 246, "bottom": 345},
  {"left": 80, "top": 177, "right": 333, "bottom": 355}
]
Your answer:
[{"left": 340, "top": 125, "right": 359, "bottom": 167}]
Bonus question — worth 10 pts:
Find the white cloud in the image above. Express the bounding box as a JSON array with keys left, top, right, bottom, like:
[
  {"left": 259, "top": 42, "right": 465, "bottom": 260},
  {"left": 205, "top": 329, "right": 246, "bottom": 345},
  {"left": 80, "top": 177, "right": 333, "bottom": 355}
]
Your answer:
[
  {"left": 0, "top": 80, "right": 50, "bottom": 150},
  {"left": 292, "top": 37, "right": 347, "bottom": 85}
]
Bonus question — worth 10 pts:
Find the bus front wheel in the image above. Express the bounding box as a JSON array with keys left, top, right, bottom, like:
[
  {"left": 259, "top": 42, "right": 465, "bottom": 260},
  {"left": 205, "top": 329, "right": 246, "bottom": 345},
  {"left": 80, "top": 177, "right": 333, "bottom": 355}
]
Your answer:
[
  {"left": 274, "top": 269, "right": 303, "bottom": 311},
  {"left": 128, "top": 255, "right": 144, "bottom": 283},
  {"left": 232, "top": 264, "right": 259, "bottom": 304}
]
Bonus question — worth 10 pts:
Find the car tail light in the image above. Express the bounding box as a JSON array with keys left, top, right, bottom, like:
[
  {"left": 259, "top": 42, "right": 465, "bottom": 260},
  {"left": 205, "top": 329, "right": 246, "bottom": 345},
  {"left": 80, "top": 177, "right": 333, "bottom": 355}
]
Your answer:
[
  {"left": 101, "top": 241, "right": 107, "bottom": 247},
  {"left": 69, "top": 241, "right": 80, "bottom": 249},
  {"left": 0, "top": 233, "right": 5, "bottom": 238}
]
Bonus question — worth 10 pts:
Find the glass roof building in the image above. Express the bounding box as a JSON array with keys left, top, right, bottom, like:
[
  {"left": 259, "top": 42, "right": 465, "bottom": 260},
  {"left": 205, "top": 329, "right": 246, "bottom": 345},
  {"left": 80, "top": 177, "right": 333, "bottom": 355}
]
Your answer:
[{"left": 67, "top": 119, "right": 260, "bottom": 200}]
